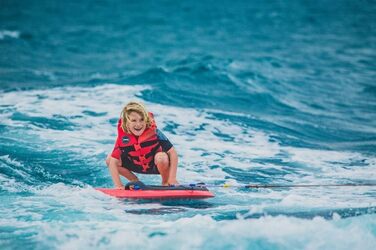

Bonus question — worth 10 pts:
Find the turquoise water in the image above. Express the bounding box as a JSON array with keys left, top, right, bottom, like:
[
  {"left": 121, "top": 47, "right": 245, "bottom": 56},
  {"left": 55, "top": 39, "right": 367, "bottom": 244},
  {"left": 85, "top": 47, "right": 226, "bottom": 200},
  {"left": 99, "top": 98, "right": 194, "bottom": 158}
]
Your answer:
[{"left": 1, "top": 0, "right": 376, "bottom": 249}]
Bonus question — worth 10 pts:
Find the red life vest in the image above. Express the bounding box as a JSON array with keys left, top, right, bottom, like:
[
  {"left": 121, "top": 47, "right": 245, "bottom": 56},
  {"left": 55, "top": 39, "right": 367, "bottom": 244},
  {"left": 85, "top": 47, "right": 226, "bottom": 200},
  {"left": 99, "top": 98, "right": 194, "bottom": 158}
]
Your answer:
[{"left": 114, "top": 113, "right": 162, "bottom": 173}]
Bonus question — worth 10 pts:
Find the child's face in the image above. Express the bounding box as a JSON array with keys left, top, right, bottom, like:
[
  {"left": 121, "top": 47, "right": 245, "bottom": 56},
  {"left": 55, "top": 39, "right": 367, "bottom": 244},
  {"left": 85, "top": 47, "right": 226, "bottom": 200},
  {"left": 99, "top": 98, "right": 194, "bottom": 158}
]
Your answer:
[{"left": 126, "top": 111, "right": 146, "bottom": 136}]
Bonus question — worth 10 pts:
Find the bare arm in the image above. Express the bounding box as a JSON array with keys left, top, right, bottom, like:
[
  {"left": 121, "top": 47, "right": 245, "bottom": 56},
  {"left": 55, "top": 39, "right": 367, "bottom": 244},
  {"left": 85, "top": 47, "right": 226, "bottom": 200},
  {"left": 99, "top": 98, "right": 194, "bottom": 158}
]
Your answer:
[
  {"left": 108, "top": 157, "right": 124, "bottom": 189},
  {"left": 167, "top": 147, "right": 179, "bottom": 185}
]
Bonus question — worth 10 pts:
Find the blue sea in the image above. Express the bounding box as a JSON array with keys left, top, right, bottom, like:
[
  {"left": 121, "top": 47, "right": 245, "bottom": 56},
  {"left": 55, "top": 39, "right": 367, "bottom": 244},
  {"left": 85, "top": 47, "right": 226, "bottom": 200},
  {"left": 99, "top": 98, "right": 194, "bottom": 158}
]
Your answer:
[{"left": 1, "top": 0, "right": 376, "bottom": 249}]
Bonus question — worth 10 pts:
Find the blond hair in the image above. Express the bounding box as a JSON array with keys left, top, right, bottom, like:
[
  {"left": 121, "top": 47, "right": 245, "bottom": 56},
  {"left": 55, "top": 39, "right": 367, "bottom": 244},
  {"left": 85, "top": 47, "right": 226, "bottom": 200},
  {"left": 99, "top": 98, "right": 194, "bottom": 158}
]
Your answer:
[{"left": 120, "top": 101, "right": 152, "bottom": 133}]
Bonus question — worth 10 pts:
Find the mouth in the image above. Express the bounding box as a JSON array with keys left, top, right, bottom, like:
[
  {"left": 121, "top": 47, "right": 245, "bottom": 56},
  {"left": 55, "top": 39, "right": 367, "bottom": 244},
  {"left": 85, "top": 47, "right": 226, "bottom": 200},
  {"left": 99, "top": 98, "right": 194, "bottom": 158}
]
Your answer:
[{"left": 133, "top": 127, "right": 143, "bottom": 132}]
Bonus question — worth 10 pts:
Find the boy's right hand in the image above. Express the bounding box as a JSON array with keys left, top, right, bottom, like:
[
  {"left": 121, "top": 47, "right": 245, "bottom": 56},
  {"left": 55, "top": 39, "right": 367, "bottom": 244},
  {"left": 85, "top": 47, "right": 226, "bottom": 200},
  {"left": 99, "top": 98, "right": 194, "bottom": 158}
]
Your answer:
[{"left": 168, "top": 179, "right": 179, "bottom": 186}]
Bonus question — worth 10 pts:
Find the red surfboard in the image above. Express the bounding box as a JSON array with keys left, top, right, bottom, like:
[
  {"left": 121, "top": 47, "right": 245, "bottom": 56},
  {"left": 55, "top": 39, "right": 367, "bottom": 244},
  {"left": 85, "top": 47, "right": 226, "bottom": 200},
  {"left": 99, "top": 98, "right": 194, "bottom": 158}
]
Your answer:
[{"left": 96, "top": 183, "right": 214, "bottom": 199}]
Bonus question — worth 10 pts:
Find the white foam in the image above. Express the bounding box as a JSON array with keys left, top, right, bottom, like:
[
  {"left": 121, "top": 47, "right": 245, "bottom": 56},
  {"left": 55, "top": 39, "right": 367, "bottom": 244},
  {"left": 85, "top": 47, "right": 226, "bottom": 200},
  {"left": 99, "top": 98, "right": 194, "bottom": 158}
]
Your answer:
[
  {"left": 27, "top": 214, "right": 375, "bottom": 250},
  {"left": 0, "top": 155, "right": 35, "bottom": 192},
  {"left": 0, "top": 173, "right": 374, "bottom": 250},
  {"left": 0, "top": 154, "right": 23, "bottom": 167},
  {"left": 0, "top": 30, "right": 20, "bottom": 40},
  {"left": 1, "top": 84, "right": 376, "bottom": 210}
]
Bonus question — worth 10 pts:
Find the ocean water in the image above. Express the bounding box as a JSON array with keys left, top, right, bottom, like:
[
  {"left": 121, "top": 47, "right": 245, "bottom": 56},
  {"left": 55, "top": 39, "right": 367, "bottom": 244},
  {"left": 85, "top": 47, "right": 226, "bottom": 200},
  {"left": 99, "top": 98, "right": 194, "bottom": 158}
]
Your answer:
[{"left": 1, "top": 0, "right": 376, "bottom": 249}]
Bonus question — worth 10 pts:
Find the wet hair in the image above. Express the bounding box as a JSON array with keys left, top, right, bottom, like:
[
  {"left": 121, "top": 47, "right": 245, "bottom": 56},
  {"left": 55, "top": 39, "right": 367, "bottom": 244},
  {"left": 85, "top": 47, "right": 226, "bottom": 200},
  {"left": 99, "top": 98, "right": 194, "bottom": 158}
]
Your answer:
[{"left": 120, "top": 101, "right": 152, "bottom": 133}]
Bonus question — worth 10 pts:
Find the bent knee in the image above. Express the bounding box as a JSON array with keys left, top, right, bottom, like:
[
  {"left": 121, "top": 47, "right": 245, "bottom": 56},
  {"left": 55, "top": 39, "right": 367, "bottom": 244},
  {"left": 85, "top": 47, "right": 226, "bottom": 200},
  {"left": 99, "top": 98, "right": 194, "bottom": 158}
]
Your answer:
[{"left": 154, "top": 152, "right": 169, "bottom": 166}]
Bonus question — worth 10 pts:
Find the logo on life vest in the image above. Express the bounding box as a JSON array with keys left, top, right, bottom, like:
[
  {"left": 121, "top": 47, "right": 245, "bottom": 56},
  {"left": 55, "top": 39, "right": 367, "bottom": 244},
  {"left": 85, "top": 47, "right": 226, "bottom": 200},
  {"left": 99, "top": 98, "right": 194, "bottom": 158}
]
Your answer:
[{"left": 122, "top": 136, "right": 130, "bottom": 144}]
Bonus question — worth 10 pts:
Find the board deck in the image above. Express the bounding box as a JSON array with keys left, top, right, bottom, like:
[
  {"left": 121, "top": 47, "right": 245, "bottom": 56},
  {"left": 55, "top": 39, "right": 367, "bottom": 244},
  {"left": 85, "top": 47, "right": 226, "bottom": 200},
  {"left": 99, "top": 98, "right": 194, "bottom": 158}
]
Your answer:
[{"left": 96, "top": 184, "right": 214, "bottom": 199}]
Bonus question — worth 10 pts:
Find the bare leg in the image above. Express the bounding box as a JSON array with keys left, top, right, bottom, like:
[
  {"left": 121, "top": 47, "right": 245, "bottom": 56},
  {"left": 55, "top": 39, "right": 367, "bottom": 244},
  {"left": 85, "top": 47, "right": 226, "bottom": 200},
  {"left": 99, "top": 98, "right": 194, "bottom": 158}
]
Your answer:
[{"left": 154, "top": 152, "right": 170, "bottom": 185}]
